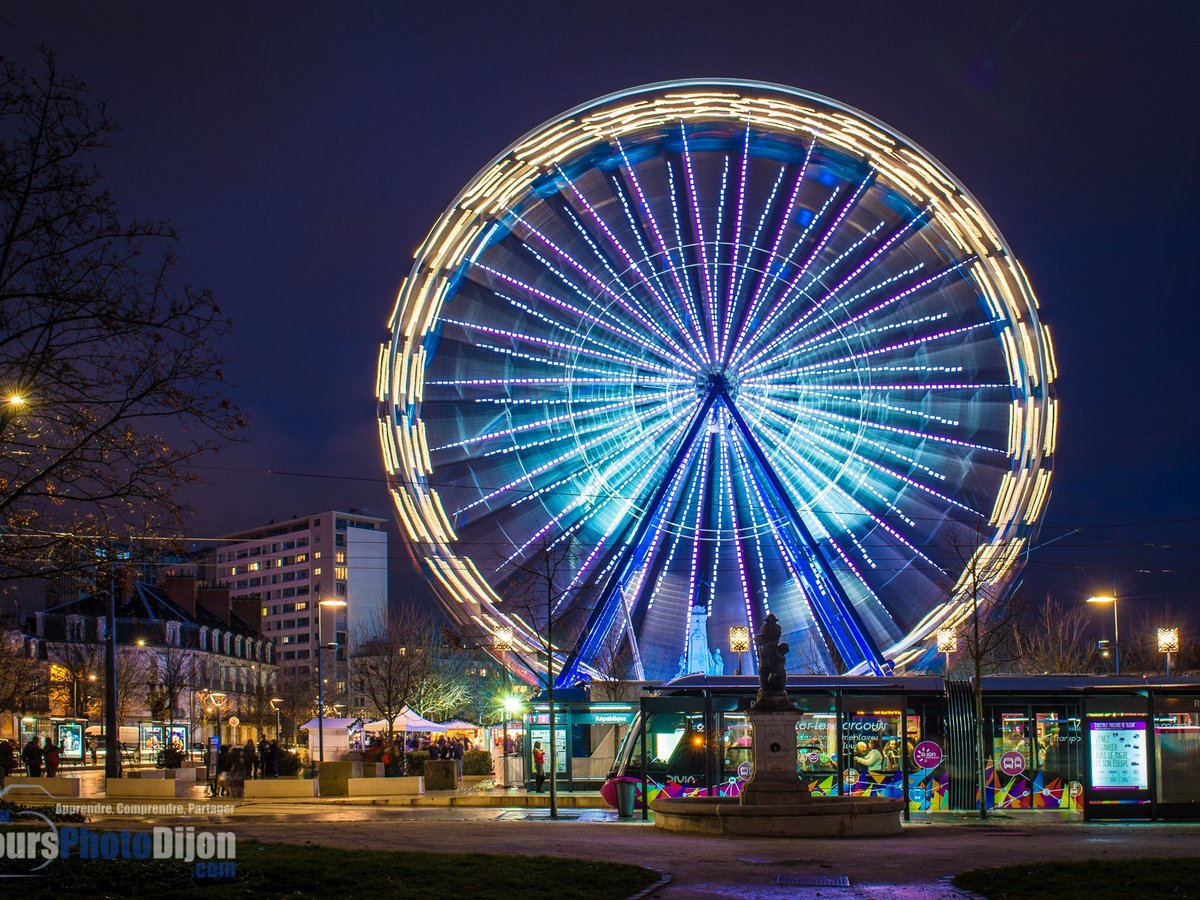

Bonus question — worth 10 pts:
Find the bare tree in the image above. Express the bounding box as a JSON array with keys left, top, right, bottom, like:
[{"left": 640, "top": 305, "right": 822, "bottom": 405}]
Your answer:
[
  {"left": 1011, "top": 595, "right": 1099, "bottom": 674},
  {"left": 0, "top": 50, "right": 242, "bottom": 585},
  {"left": 506, "top": 533, "right": 584, "bottom": 820},
  {"left": 939, "top": 522, "right": 1023, "bottom": 820},
  {"left": 272, "top": 668, "right": 315, "bottom": 746},
  {"left": 114, "top": 649, "right": 152, "bottom": 727},
  {"left": 0, "top": 630, "right": 48, "bottom": 716},
  {"left": 47, "top": 639, "right": 102, "bottom": 717},
  {"left": 241, "top": 664, "right": 276, "bottom": 740}
]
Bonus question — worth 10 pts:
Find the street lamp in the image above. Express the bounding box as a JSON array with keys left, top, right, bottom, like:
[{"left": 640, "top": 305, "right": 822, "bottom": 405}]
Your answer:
[
  {"left": 210, "top": 692, "right": 228, "bottom": 742},
  {"left": 936, "top": 627, "right": 957, "bottom": 675},
  {"left": 313, "top": 597, "right": 348, "bottom": 769},
  {"left": 729, "top": 627, "right": 750, "bottom": 676},
  {"left": 1087, "top": 595, "right": 1120, "bottom": 675},
  {"left": 1158, "top": 627, "right": 1180, "bottom": 677},
  {"left": 270, "top": 697, "right": 283, "bottom": 740},
  {"left": 493, "top": 625, "right": 514, "bottom": 788}
]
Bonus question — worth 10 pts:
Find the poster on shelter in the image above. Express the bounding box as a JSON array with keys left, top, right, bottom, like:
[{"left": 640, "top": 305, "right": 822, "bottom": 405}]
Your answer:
[
  {"left": 528, "top": 726, "right": 568, "bottom": 773},
  {"left": 57, "top": 722, "right": 84, "bottom": 760},
  {"left": 1089, "top": 720, "right": 1147, "bottom": 790}
]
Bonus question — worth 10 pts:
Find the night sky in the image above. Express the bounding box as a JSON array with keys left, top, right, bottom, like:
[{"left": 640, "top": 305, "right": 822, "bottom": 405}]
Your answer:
[{"left": 7, "top": 3, "right": 1199, "bottom": 623}]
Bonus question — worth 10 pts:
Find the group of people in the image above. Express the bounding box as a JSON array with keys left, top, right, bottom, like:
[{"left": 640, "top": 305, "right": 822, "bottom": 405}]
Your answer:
[
  {"left": 0, "top": 737, "right": 63, "bottom": 777},
  {"left": 374, "top": 734, "right": 475, "bottom": 778},
  {"left": 210, "top": 738, "right": 285, "bottom": 797}
]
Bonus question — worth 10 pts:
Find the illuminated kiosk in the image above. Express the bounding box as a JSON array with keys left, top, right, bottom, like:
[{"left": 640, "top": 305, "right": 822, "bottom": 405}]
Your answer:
[
  {"left": 377, "top": 80, "right": 1056, "bottom": 688},
  {"left": 652, "top": 616, "right": 902, "bottom": 836}
]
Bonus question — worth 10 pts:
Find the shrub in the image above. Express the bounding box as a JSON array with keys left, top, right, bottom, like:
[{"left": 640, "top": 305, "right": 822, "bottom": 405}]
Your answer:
[
  {"left": 277, "top": 749, "right": 302, "bottom": 777},
  {"left": 405, "top": 750, "right": 429, "bottom": 777},
  {"left": 156, "top": 746, "right": 183, "bottom": 769},
  {"left": 463, "top": 749, "right": 493, "bottom": 776}
]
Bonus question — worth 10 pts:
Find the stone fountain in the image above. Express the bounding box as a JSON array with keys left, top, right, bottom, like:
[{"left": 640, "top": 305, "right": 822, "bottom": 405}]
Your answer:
[{"left": 652, "top": 616, "right": 902, "bottom": 837}]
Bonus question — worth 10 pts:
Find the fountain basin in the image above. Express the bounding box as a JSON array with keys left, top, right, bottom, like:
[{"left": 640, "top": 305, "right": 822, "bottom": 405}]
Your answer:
[{"left": 652, "top": 795, "right": 903, "bottom": 838}]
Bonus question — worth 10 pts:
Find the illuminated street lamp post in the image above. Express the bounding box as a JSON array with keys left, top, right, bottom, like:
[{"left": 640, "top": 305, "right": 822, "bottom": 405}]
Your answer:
[
  {"left": 1158, "top": 627, "right": 1180, "bottom": 677},
  {"left": 936, "top": 627, "right": 958, "bottom": 675},
  {"left": 493, "top": 626, "right": 514, "bottom": 788},
  {"left": 729, "top": 627, "right": 750, "bottom": 676},
  {"left": 270, "top": 697, "right": 283, "bottom": 740},
  {"left": 1087, "top": 595, "right": 1120, "bottom": 675}
]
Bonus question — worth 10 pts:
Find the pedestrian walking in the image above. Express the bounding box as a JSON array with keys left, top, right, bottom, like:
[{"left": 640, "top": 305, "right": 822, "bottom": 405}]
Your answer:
[
  {"left": 43, "top": 737, "right": 61, "bottom": 777},
  {"left": 532, "top": 740, "right": 546, "bottom": 792},
  {"left": 22, "top": 736, "right": 43, "bottom": 777},
  {"left": 452, "top": 738, "right": 464, "bottom": 779},
  {"left": 0, "top": 739, "right": 16, "bottom": 776}
]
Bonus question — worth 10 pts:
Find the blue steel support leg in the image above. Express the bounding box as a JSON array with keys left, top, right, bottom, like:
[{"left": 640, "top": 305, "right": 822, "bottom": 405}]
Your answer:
[{"left": 557, "top": 389, "right": 720, "bottom": 687}]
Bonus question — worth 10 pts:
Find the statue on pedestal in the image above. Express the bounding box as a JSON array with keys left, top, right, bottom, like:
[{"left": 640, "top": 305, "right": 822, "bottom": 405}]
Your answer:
[{"left": 752, "top": 613, "right": 795, "bottom": 711}]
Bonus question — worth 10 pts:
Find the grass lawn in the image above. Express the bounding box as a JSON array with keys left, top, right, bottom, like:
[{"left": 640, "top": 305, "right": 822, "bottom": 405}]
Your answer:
[
  {"left": 955, "top": 857, "right": 1200, "bottom": 899},
  {"left": 0, "top": 838, "right": 660, "bottom": 898}
]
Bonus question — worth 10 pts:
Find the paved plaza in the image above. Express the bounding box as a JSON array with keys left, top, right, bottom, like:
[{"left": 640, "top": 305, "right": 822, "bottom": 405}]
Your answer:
[{"left": 63, "top": 788, "right": 1198, "bottom": 899}]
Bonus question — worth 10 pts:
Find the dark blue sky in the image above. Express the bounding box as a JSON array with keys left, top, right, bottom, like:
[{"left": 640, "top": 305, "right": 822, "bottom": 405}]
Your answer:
[{"left": 7, "top": 3, "right": 1198, "bottom": 619}]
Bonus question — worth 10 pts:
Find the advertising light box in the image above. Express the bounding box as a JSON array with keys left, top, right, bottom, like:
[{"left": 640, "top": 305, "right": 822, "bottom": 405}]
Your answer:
[{"left": 1089, "top": 720, "right": 1147, "bottom": 790}]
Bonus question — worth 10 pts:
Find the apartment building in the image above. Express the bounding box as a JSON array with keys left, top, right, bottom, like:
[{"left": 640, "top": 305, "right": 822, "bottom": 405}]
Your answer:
[{"left": 212, "top": 511, "right": 387, "bottom": 711}]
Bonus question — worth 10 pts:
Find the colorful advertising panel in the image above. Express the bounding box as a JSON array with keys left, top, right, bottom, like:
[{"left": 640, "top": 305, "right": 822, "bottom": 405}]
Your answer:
[
  {"left": 56, "top": 722, "right": 84, "bottom": 760},
  {"left": 1090, "top": 720, "right": 1147, "bottom": 790},
  {"left": 529, "top": 726, "right": 568, "bottom": 774}
]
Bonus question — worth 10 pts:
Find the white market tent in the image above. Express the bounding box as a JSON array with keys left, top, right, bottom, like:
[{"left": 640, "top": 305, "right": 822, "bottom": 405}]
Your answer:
[{"left": 361, "top": 707, "right": 448, "bottom": 734}]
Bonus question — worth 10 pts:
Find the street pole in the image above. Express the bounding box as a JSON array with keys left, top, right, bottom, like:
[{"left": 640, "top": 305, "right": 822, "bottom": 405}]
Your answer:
[
  {"left": 104, "top": 556, "right": 120, "bottom": 779},
  {"left": 1112, "top": 599, "right": 1120, "bottom": 676},
  {"left": 316, "top": 644, "right": 325, "bottom": 767}
]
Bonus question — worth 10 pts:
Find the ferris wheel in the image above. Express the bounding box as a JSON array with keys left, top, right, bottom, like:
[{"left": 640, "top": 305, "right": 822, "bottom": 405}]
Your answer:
[{"left": 377, "top": 80, "right": 1057, "bottom": 684}]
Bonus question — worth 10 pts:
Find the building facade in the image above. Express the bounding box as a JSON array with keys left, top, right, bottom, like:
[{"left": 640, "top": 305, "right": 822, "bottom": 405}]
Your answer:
[
  {"left": 211, "top": 510, "right": 388, "bottom": 714},
  {"left": 14, "top": 576, "right": 276, "bottom": 754}
]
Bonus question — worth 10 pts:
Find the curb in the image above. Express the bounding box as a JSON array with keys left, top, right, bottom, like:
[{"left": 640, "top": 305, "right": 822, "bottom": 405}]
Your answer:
[{"left": 626, "top": 866, "right": 672, "bottom": 899}]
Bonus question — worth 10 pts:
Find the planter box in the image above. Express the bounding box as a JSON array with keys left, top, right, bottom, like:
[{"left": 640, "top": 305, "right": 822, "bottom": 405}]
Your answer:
[
  {"left": 129, "top": 769, "right": 166, "bottom": 779},
  {"left": 423, "top": 760, "right": 458, "bottom": 790},
  {"left": 243, "top": 778, "right": 319, "bottom": 799},
  {"left": 165, "top": 768, "right": 197, "bottom": 781},
  {"left": 346, "top": 776, "right": 424, "bottom": 796},
  {"left": 105, "top": 778, "right": 189, "bottom": 798},
  {"left": 1, "top": 776, "right": 82, "bottom": 799},
  {"left": 317, "top": 760, "right": 361, "bottom": 797}
]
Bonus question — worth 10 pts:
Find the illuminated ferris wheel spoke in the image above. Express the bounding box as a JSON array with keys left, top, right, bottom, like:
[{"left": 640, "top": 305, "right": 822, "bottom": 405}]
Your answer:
[
  {"left": 602, "top": 203, "right": 705, "bottom": 366},
  {"left": 548, "top": 209, "right": 694, "bottom": 365},
  {"left": 735, "top": 173, "right": 875, "bottom": 364},
  {"left": 555, "top": 173, "right": 698, "bottom": 358},
  {"left": 735, "top": 393, "right": 945, "bottom": 571},
  {"left": 751, "top": 397, "right": 985, "bottom": 536},
  {"left": 612, "top": 141, "right": 711, "bottom": 363},
  {"left": 727, "top": 180, "right": 836, "bottom": 367},
  {"left": 724, "top": 164, "right": 790, "bottom": 357}
]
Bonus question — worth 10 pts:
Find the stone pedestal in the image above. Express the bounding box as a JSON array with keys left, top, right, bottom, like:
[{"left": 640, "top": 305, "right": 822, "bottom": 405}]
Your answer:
[{"left": 740, "top": 707, "right": 810, "bottom": 806}]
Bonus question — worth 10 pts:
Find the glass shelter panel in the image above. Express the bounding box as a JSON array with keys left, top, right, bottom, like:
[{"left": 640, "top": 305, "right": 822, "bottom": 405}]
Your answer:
[
  {"left": 841, "top": 698, "right": 904, "bottom": 799},
  {"left": 1154, "top": 699, "right": 1200, "bottom": 805}
]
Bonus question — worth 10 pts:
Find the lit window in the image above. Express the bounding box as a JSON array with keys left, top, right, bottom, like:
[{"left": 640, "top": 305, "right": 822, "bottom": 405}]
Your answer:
[
  {"left": 296, "top": 601, "right": 308, "bottom": 610},
  {"left": 248, "top": 561, "right": 261, "bottom": 572},
  {"left": 335, "top": 551, "right": 346, "bottom": 564},
  {"left": 314, "top": 567, "right": 322, "bottom": 576},
  {"left": 335, "top": 566, "right": 348, "bottom": 580},
  {"left": 260, "top": 607, "right": 268, "bottom": 617}
]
